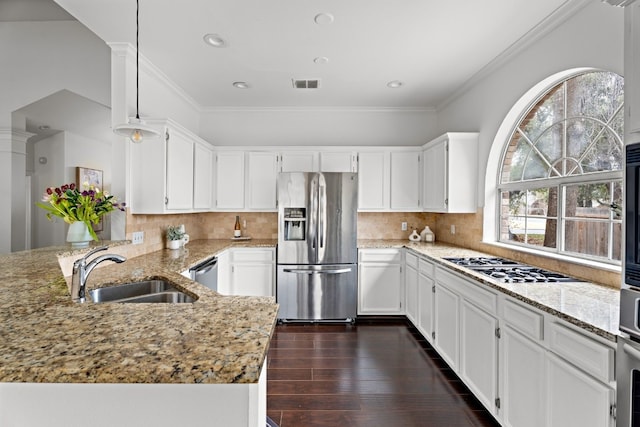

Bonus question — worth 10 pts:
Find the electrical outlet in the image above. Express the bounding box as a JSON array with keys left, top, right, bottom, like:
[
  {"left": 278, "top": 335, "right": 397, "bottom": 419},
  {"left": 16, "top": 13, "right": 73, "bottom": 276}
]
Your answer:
[
  {"left": 132, "top": 231, "right": 144, "bottom": 244},
  {"left": 243, "top": 219, "right": 247, "bottom": 228},
  {"left": 401, "top": 222, "right": 407, "bottom": 231},
  {"left": 450, "top": 225, "right": 456, "bottom": 235}
]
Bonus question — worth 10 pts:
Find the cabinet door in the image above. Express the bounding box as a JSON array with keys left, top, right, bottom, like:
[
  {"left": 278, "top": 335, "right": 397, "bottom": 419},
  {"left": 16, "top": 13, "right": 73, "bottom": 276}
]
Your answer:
[
  {"left": 546, "top": 353, "right": 614, "bottom": 427},
  {"left": 358, "top": 263, "right": 402, "bottom": 314},
  {"left": 247, "top": 152, "right": 278, "bottom": 210},
  {"left": 357, "top": 152, "right": 389, "bottom": 210},
  {"left": 434, "top": 282, "right": 459, "bottom": 370},
  {"left": 417, "top": 271, "right": 434, "bottom": 342},
  {"left": 280, "top": 152, "right": 318, "bottom": 172},
  {"left": 193, "top": 142, "right": 213, "bottom": 210},
  {"left": 231, "top": 263, "right": 274, "bottom": 297},
  {"left": 460, "top": 300, "right": 498, "bottom": 415},
  {"left": 215, "top": 152, "right": 245, "bottom": 209},
  {"left": 423, "top": 140, "right": 447, "bottom": 212},
  {"left": 405, "top": 264, "right": 418, "bottom": 325},
  {"left": 500, "top": 326, "right": 547, "bottom": 427},
  {"left": 320, "top": 152, "right": 356, "bottom": 172},
  {"left": 628, "top": 2, "right": 640, "bottom": 135},
  {"left": 390, "top": 151, "right": 421, "bottom": 210},
  {"left": 166, "top": 129, "right": 194, "bottom": 210}
]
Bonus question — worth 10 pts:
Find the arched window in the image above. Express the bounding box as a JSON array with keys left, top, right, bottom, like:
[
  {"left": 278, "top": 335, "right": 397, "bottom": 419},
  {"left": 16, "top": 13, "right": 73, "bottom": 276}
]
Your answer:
[{"left": 498, "top": 71, "right": 624, "bottom": 263}]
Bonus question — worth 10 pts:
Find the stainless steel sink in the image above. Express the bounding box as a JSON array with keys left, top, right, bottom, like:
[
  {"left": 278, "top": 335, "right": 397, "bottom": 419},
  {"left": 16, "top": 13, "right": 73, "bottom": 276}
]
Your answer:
[{"left": 89, "top": 279, "right": 195, "bottom": 304}]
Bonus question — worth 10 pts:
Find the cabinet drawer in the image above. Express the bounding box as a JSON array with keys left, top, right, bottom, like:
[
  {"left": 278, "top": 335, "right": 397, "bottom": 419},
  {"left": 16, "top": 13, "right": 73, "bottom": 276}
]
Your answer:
[
  {"left": 548, "top": 321, "right": 614, "bottom": 383},
  {"left": 460, "top": 280, "right": 497, "bottom": 313},
  {"left": 231, "top": 249, "right": 274, "bottom": 263},
  {"left": 503, "top": 298, "right": 543, "bottom": 341},
  {"left": 359, "top": 249, "right": 401, "bottom": 263},
  {"left": 405, "top": 252, "right": 418, "bottom": 268},
  {"left": 418, "top": 258, "right": 434, "bottom": 277}
]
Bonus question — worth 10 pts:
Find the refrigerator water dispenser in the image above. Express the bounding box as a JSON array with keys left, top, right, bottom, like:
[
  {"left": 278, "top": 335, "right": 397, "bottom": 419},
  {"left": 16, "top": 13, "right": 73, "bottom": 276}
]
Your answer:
[{"left": 283, "top": 207, "right": 306, "bottom": 241}]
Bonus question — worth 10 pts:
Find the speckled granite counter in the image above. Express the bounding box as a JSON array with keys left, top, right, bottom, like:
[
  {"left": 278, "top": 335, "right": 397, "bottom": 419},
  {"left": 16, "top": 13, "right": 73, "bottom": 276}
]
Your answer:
[
  {"left": 359, "top": 239, "right": 620, "bottom": 341},
  {"left": 0, "top": 239, "right": 278, "bottom": 384}
]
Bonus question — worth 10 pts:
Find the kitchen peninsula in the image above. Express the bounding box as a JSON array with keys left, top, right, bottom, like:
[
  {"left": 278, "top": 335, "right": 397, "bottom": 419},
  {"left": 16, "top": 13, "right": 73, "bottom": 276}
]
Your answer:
[{"left": 0, "top": 240, "right": 278, "bottom": 427}]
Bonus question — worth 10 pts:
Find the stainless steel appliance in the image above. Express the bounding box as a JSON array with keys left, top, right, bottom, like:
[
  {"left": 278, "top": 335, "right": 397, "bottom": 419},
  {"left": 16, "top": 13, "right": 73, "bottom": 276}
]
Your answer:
[
  {"left": 189, "top": 256, "right": 218, "bottom": 291},
  {"left": 443, "top": 257, "right": 582, "bottom": 283},
  {"left": 277, "top": 172, "right": 358, "bottom": 322}
]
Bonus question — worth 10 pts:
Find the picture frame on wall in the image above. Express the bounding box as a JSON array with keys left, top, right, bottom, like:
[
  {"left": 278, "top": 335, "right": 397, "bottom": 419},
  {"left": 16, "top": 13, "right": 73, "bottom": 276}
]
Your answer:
[{"left": 76, "top": 167, "right": 104, "bottom": 232}]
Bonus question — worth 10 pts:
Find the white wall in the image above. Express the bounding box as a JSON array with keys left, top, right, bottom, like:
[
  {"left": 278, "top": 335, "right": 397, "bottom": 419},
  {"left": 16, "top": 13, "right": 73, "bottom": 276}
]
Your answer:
[
  {"left": 199, "top": 108, "right": 437, "bottom": 146},
  {"left": 435, "top": 1, "right": 625, "bottom": 209}
]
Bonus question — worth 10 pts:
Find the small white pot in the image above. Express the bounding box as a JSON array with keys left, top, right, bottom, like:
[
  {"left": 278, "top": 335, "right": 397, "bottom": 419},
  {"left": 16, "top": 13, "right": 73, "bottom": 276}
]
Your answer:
[{"left": 167, "top": 239, "right": 181, "bottom": 250}]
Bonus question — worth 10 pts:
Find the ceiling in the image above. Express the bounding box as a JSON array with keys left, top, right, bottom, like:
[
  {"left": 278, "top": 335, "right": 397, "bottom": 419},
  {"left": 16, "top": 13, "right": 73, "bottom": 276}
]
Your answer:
[{"left": 41, "top": 0, "right": 582, "bottom": 111}]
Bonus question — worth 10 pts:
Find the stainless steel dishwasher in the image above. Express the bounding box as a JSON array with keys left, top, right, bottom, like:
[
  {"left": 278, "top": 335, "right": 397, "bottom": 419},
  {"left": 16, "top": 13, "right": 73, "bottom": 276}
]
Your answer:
[{"left": 189, "top": 256, "right": 218, "bottom": 291}]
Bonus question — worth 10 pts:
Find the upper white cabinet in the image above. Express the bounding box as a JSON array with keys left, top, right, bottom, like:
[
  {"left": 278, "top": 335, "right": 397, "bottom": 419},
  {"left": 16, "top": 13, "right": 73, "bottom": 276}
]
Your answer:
[
  {"left": 246, "top": 152, "right": 278, "bottom": 210},
  {"left": 422, "top": 132, "right": 478, "bottom": 213},
  {"left": 215, "top": 151, "right": 245, "bottom": 209},
  {"left": 130, "top": 119, "right": 207, "bottom": 213},
  {"left": 357, "top": 151, "right": 389, "bottom": 210},
  {"left": 193, "top": 141, "right": 213, "bottom": 210},
  {"left": 280, "top": 152, "right": 318, "bottom": 172},
  {"left": 390, "top": 151, "right": 421, "bottom": 211},
  {"left": 319, "top": 151, "right": 357, "bottom": 172},
  {"left": 627, "top": 3, "right": 640, "bottom": 137}
]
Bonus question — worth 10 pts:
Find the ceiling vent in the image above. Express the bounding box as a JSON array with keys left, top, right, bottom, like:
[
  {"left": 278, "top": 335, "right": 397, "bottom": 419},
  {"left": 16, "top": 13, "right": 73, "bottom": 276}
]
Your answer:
[{"left": 292, "top": 79, "right": 321, "bottom": 89}]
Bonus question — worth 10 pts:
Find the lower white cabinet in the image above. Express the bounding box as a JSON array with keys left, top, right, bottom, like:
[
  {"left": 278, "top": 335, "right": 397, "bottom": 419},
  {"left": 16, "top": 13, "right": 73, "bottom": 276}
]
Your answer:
[
  {"left": 433, "top": 280, "right": 460, "bottom": 371},
  {"left": 218, "top": 248, "right": 274, "bottom": 297},
  {"left": 417, "top": 258, "right": 434, "bottom": 342},
  {"left": 404, "top": 253, "right": 418, "bottom": 324},
  {"left": 500, "top": 325, "right": 547, "bottom": 427},
  {"left": 358, "top": 249, "right": 403, "bottom": 315}
]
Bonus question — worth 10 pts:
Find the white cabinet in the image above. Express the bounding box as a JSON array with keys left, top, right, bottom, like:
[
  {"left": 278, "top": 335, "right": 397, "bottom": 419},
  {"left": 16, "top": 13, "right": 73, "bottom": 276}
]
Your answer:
[
  {"left": 390, "top": 151, "right": 421, "bottom": 211},
  {"left": 404, "top": 252, "right": 418, "bottom": 324},
  {"left": 130, "top": 120, "right": 201, "bottom": 213},
  {"left": 417, "top": 258, "right": 434, "bottom": 342},
  {"left": 627, "top": 3, "right": 640, "bottom": 136},
  {"left": 546, "top": 353, "right": 615, "bottom": 427},
  {"left": 422, "top": 132, "right": 478, "bottom": 213},
  {"left": 221, "top": 248, "right": 275, "bottom": 297},
  {"left": 215, "top": 151, "right": 245, "bottom": 209},
  {"left": 358, "top": 249, "right": 403, "bottom": 315},
  {"left": 280, "top": 152, "right": 318, "bottom": 172},
  {"left": 319, "top": 151, "right": 357, "bottom": 172},
  {"left": 433, "top": 280, "right": 460, "bottom": 370},
  {"left": 246, "top": 152, "right": 278, "bottom": 210},
  {"left": 193, "top": 142, "right": 213, "bottom": 210},
  {"left": 357, "top": 151, "right": 389, "bottom": 210}
]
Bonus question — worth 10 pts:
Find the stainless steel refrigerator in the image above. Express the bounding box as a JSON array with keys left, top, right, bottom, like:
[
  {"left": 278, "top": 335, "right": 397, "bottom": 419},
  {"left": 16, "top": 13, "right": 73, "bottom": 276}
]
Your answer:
[{"left": 277, "top": 172, "right": 358, "bottom": 321}]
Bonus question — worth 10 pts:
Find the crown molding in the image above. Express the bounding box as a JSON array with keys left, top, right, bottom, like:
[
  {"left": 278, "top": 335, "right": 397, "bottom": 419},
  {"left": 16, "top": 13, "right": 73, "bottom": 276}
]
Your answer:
[{"left": 200, "top": 106, "right": 436, "bottom": 114}]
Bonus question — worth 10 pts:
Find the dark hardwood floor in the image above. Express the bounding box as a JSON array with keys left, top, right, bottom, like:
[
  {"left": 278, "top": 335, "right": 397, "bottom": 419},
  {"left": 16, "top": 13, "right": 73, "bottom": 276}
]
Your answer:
[{"left": 266, "top": 320, "right": 501, "bottom": 427}]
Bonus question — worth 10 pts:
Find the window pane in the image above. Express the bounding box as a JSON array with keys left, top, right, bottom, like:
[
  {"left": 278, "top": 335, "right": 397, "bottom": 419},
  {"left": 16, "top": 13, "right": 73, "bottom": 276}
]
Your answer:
[
  {"left": 565, "top": 183, "right": 612, "bottom": 219},
  {"left": 564, "top": 219, "right": 609, "bottom": 258},
  {"left": 521, "top": 86, "right": 564, "bottom": 142},
  {"left": 501, "top": 188, "right": 557, "bottom": 248}
]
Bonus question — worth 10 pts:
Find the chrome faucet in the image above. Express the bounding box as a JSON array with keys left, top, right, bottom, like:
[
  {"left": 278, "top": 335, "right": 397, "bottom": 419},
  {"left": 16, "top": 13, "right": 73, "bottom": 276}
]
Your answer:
[{"left": 71, "top": 246, "right": 126, "bottom": 303}]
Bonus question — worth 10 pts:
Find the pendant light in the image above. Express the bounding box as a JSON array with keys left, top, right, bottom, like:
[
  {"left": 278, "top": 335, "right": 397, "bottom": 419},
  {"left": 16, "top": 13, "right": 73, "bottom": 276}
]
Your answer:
[{"left": 113, "top": 0, "right": 160, "bottom": 143}]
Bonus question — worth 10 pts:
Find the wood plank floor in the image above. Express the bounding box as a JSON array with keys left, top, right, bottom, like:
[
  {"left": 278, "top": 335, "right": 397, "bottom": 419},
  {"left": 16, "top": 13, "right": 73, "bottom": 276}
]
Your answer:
[{"left": 266, "top": 321, "right": 501, "bottom": 427}]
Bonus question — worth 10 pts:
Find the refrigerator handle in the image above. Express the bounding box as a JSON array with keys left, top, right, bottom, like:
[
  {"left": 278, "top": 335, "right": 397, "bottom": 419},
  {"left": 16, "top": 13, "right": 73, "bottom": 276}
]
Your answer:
[
  {"left": 310, "top": 175, "right": 319, "bottom": 250},
  {"left": 282, "top": 268, "right": 352, "bottom": 274},
  {"left": 318, "top": 176, "right": 326, "bottom": 249}
]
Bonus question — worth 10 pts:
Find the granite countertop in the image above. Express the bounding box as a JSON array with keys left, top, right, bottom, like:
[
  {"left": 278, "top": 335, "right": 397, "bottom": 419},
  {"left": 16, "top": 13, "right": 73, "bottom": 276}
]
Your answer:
[
  {"left": 359, "top": 239, "right": 620, "bottom": 342},
  {"left": 0, "top": 239, "right": 278, "bottom": 384}
]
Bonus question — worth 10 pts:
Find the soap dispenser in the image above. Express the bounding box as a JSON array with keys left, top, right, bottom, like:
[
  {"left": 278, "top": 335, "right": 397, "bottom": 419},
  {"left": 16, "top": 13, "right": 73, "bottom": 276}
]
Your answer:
[{"left": 420, "top": 226, "right": 435, "bottom": 243}]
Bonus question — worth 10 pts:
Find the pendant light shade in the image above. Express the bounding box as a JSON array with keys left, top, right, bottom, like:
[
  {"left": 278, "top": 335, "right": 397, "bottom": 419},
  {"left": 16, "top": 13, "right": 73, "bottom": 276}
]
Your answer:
[{"left": 113, "top": 0, "right": 160, "bottom": 143}]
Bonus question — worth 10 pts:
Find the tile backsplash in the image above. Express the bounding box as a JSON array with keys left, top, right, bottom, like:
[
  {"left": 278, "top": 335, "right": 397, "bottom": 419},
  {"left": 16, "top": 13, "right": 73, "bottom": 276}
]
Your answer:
[{"left": 124, "top": 208, "right": 621, "bottom": 288}]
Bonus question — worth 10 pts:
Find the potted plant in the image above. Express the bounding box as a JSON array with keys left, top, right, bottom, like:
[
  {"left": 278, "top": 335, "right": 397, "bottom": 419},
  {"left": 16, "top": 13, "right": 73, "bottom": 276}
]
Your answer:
[
  {"left": 166, "top": 225, "right": 185, "bottom": 250},
  {"left": 36, "top": 183, "right": 125, "bottom": 247}
]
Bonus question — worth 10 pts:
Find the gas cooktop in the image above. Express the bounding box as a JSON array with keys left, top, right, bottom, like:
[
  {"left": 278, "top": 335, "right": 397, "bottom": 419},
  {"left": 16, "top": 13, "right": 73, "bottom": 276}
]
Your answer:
[{"left": 443, "top": 257, "right": 583, "bottom": 284}]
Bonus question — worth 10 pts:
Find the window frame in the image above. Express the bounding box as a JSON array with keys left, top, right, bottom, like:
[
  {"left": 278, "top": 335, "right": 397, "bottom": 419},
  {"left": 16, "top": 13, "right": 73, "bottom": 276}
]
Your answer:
[{"left": 495, "top": 71, "right": 623, "bottom": 265}]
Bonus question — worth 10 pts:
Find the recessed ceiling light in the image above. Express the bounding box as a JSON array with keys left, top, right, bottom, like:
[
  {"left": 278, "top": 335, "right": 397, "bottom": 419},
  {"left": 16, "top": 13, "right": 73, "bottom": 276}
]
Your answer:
[
  {"left": 203, "top": 33, "right": 227, "bottom": 47},
  {"left": 233, "top": 82, "right": 250, "bottom": 89},
  {"left": 314, "top": 13, "right": 334, "bottom": 25},
  {"left": 313, "top": 56, "right": 329, "bottom": 64},
  {"left": 387, "top": 80, "right": 403, "bottom": 88}
]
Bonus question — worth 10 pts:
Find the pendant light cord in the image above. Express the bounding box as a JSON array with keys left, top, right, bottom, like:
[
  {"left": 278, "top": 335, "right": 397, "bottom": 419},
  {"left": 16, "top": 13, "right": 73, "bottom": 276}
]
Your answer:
[{"left": 135, "top": 0, "right": 140, "bottom": 120}]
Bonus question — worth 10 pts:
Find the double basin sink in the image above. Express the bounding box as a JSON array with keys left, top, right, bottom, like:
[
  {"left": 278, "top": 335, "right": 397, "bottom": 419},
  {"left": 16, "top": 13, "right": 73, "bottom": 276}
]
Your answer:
[{"left": 89, "top": 279, "right": 196, "bottom": 304}]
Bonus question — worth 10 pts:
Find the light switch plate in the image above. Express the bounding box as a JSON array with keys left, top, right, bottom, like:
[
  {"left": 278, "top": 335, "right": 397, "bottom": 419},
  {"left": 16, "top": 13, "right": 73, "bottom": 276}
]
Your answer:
[{"left": 132, "top": 231, "right": 144, "bottom": 244}]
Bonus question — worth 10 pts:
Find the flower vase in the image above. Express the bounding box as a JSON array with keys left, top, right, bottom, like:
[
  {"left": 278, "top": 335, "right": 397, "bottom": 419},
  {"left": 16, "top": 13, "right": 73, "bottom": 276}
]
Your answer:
[
  {"left": 67, "top": 221, "right": 93, "bottom": 248},
  {"left": 167, "top": 239, "right": 181, "bottom": 250}
]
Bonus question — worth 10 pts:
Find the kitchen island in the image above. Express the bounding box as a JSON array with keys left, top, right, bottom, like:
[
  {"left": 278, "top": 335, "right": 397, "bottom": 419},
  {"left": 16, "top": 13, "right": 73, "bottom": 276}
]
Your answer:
[{"left": 0, "top": 240, "right": 278, "bottom": 427}]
